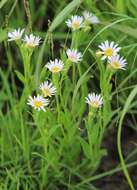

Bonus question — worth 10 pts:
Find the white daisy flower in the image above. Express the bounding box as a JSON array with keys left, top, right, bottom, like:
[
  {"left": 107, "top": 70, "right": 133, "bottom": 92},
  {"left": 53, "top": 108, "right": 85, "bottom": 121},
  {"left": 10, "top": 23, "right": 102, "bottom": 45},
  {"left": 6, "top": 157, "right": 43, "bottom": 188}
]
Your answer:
[
  {"left": 66, "top": 15, "right": 83, "bottom": 31},
  {"left": 45, "top": 59, "right": 64, "bottom": 74},
  {"left": 85, "top": 93, "right": 103, "bottom": 108},
  {"left": 8, "top": 28, "right": 24, "bottom": 41},
  {"left": 66, "top": 49, "right": 82, "bottom": 63},
  {"left": 108, "top": 54, "right": 127, "bottom": 70},
  {"left": 23, "top": 34, "right": 41, "bottom": 48},
  {"left": 27, "top": 95, "right": 49, "bottom": 111},
  {"left": 98, "top": 41, "right": 121, "bottom": 60},
  {"left": 83, "top": 11, "right": 100, "bottom": 24},
  {"left": 40, "top": 81, "right": 56, "bottom": 97}
]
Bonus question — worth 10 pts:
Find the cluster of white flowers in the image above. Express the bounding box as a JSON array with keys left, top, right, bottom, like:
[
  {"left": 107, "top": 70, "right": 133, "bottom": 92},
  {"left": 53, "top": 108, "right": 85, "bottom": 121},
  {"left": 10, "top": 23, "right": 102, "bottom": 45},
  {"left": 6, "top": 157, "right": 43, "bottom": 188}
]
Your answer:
[
  {"left": 66, "top": 10, "right": 100, "bottom": 31},
  {"left": 45, "top": 48, "right": 83, "bottom": 75},
  {"left": 97, "top": 40, "right": 127, "bottom": 70},
  {"left": 9, "top": 12, "right": 126, "bottom": 112},
  {"left": 27, "top": 47, "right": 83, "bottom": 111},
  {"left": 8, "top": 28, "right": 41, "bottom": 48},
  {"left": 66, "top": 12, "right": 103, "bottom": 109},
  {"left": 27, "top": 80, "right": 56, "bottom": 111},
  {"left": 85, "top": 41, "right": 127, "bottom": 109}
]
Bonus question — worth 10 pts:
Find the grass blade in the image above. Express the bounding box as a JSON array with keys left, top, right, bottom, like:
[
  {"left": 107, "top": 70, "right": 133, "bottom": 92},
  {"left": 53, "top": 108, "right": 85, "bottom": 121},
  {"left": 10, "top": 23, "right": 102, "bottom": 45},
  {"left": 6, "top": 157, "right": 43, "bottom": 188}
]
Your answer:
[
  {"left": 49, "top": 0, "right": 83, "bottom": 32},
  {"left": 117, "top": 86, "right": 137, "bottom": 190}
]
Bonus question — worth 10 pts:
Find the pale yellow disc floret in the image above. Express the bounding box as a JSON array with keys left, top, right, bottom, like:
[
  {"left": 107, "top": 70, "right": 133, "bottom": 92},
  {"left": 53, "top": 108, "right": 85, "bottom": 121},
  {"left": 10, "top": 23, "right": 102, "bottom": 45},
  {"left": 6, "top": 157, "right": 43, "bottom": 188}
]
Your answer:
[
  {"left": 43, "top": 88, "right": 51, "bottom": 97},
  {"left": 111, "top": 61, "right": 121, "bottom": 69},
  {"left": 104, "top": 48, "right": 113, "bottom": 57},
  {"left": 72, "top": 21, "right": 81, "bottom": 30},
  {"left": 51, "top": 66, "right": 61, "bottom": 73},
  {"left": 34, "top": 100, "right": 44, "bottom": 108}
]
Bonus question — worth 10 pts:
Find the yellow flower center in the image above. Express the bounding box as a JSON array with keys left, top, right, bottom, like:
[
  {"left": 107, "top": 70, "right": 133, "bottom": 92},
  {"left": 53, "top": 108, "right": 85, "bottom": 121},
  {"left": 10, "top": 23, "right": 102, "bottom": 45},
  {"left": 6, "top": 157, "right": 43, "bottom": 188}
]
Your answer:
[
  {"left": 72, "top": 21, "right": 80, "bottom": 29},
  {"left": 104, "top": 48, "right": 113, "bottom": 57},
  {"left": 91, "top": 101, "right": 100, "bottom": 108},
  {"left": 111, "top": 61, "right": 120, "bottom": 69},
  {"left": 26, "top": 43, "right": 35, "bottom": 48},
  {"left": 43, "top": 88, "right": 51, "bottom": 97},
  {"left": 34, "top": 100, "right": 43, "bottom": 108},
  {"left": 52, "top": 66, "right": 60, "bottom": 73},
  {"left": 15, "top": 37, "right": 21, "bottom": 40}
]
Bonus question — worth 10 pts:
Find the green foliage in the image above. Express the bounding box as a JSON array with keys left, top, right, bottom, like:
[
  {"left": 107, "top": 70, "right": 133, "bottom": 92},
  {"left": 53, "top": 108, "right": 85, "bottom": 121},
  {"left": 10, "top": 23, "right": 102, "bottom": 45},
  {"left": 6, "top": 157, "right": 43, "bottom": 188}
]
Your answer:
[{"left": 0, "top": 0, "right": 137, "bottom": 190}]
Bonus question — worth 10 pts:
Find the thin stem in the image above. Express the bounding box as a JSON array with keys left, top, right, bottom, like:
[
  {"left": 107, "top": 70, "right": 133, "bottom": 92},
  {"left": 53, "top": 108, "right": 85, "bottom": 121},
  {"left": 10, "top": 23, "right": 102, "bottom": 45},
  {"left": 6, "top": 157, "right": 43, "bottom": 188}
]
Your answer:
[
  {"left": 23, "top": 0, "right": 32, "bottom": 32},
  {"left": 19, "top": 48, "right": 32, "bottom": 108},
  {"left": 75, "top": 160, "right": 137, "bottom": 188},
  {"left": 53, "top": 74, "right": 61, "bottom": 122},
  {"left": 117, "top": 121, "right": 135, "bottom": 190}
]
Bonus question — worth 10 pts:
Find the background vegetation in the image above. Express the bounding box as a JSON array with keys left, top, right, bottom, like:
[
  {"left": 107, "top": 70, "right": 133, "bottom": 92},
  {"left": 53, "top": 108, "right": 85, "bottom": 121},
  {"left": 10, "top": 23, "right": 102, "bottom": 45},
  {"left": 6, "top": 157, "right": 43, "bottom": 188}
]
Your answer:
[{"left": 0, "top": 0, "right": 137, "bottom": 189}]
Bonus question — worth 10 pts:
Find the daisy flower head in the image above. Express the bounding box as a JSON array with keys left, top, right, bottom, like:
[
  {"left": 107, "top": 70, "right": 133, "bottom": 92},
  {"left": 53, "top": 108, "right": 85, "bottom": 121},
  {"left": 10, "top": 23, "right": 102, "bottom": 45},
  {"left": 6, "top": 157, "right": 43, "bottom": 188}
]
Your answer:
[
  {"left": 108, "top": 54, "right": 127, "bottom": 70},
  {"left": 66, "top": 15, "right": 83, "bottom": 31},
  {"left": 98, "top": 41, "right": 121, "bottom": 60},
  {"left": 66, "top": 49, "right": 82, "bottom": 63},
  {"left": 45, "top": 59, "right": 64, "bottom": 74},
  {"left": 8, "top": 28, "right": 24, "bottom": 41},
  {"left": 85, "top": 93, "right": 103, "bottom": 108},
  {"left": 23, "top": 34, "right": 41, "bottom": 48},
  {"left": 27, "top": 95, "right": 49, "bottom": 111},
  {"left": 40, "top": 81, "right": 56, "bottom": 97},
  {"left": 83, "top": 11, "right": 100, "bottom": 25}
]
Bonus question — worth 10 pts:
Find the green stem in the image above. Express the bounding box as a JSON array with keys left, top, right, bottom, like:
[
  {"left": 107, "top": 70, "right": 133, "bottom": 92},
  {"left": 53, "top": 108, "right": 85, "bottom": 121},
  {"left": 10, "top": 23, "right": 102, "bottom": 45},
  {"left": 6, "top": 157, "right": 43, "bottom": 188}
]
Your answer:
[
  {"left": 22, "top": 52, "right": 31, "bottom": 86},
  {"left": 75, "top": 160, "right": 137, "bottom": 187},
  {"left": 71, "top": 31, "right": 78, "bottom": 49},
  {"left": 62, "top": 59, "right": 71, "bottom": 78},
  {"left": 72, "top": 63, "right": 76, "bottom": 85},
  {"left": 53, "top": 74, "right": 60, "bottom": 122},
  {"left": 19, "top": 48, "right": 32, "bottom": 108},
  {"left": 117, "top": 120, "right": 135, "bottom": 190},
  {"left": 34, "top": 112, "right": 47, "bottom": 153},
  {"left": 87, "top": 109, "right": 95, "bottom": 159}
]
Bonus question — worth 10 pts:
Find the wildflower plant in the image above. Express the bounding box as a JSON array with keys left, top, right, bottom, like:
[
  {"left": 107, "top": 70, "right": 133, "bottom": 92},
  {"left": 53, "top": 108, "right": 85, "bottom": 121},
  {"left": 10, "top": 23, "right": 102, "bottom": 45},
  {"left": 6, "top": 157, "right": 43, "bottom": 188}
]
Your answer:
[
  {"left": 84, "top": 92, "right": 105, "bottom": 170},
  {"left": 83, "top": 11, "right": 100, "bottom": 25},
  {"left": 27, "top": 95, "right": 49, "bottom": 111},
  {"left": 8, "top": 28, "right": 25, "bottom": 41},
  {"left": 40, "top": 81, "right": 56, "bottom": 97},
  {"left": 23, "top": 34, "right": 41, "bottom": 48},
  {"left": 8, "top": 29, "right": 42, "bottom": 107},
  {"left": 45, "top": 59, "right": 64, "bottom": 74},
  {"left": 86, "top": 93, "right": 103, "bottom": 108},
  {"left": 97, "top": 40, "right": 121, "bottom": 60},
  {"left": 83, "top": 11, "right": 100, "bottom": 31},
  {"left": 66, "top": 15, "right": 83, "bottom": 30},
  {"left": 66, "top": 48, "right": 82, "bottom": 63},
  {"left": 1, "top": 2, "right": 135, "bottom": 190},
  {"left": 108, "top": 54, "right": 127, "bottom": 70}
]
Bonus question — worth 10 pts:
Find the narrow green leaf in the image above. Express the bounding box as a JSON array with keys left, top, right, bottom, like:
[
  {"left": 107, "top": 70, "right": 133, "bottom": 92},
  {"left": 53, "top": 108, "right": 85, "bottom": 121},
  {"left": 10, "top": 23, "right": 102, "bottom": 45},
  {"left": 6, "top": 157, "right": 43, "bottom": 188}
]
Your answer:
[
  {"left": 116, "top": 0, "right": 126, "bottom": 13},
  {"left": 15, "top": 70, "right": 25, "bottom": 84},
  {"left": 0, "top": 0, "right": 8, "bottom": 9},
  {"left": 0, "top": 29, "right": 7, "bottom": 42},
  {"left": 49, "top": 0, "right": 82, "bottom": 32},
  {"left": 79, "top": 137, "right": 91, "bottom": 159}
]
